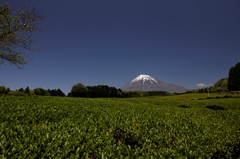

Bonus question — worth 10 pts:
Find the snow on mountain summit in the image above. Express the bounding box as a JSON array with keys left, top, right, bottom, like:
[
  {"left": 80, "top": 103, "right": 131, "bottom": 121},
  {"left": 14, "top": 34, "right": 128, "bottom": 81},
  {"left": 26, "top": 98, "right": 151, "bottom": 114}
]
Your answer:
[
  {"left": 131, "top": 74, "right": 158, "bottom": 84},
  {"left": 122, "top": 74, "right": 188, "bottom": 93}
]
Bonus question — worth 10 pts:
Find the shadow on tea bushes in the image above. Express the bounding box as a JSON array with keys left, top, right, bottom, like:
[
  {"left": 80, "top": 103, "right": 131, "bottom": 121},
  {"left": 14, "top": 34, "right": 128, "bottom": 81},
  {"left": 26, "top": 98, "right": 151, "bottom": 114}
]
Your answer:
[
  {"left": 178, "top": 105, "right": 191, "bottom": 108},
  {"left": 206, "top": 105, "right": 226, "bottom": 110},
  {"left": 113, "top": 128, "right": 142, "bottom": 148}
]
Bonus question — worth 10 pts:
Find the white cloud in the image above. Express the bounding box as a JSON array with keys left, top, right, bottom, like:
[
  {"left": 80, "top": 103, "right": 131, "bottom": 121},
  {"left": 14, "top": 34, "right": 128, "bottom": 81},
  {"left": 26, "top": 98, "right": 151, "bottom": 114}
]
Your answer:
[
  {"left": 196, "top": 83, "right": 213, "bottom": 87},
  {"left": 196, "top": 83, "right": 207, "bottom": 87}
]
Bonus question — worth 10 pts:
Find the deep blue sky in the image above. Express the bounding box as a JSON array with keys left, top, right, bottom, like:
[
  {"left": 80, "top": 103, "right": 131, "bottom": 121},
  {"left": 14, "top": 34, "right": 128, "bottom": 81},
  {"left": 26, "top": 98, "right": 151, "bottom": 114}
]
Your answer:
[{"left": 1, "top": 0, "right": 240, "bottom": 94}]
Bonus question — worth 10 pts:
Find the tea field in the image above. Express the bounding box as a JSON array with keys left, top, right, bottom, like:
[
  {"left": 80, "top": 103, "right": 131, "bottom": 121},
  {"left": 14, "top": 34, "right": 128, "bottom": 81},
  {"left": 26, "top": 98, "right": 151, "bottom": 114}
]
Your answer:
[{"left": 0, "top": 94, "right": 240, "bottom": 158}]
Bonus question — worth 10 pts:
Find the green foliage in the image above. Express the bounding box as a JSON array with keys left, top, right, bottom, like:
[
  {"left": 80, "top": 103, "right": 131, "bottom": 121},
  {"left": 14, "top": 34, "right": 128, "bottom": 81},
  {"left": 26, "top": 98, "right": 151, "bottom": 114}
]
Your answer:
[
  {"left": 0, "top": 3, "right": 40, "bottom": 67},
  {"left": 69, "top": 83, "right": 88, "bottom": 97},
  {"left": 87, "top": 85, "right": 123, "bottom": 98},
  {"left": 87, "top": 85, "right": 110, "bottom": 97},
  {"left": 228, "top": 62, "right": 240, "bottom": 91},
  {"left": 0, "top": 94, "right": 240, "bottom": 158},
  {"left": 34, "top": 87, "right": 50, "bottom": 96},
  {"left": 24, "top": 86, "right": 30, "bottom": 95},
  {"left": 48, "top": 89, "right": 65, "bottom": 97},
  {"left": 8, "top": 90, "right": 25, "bottom": 96},
  {"left": 69, "top": 83, "right": 171, "bottom": 98},
  {"left": 0, "top": 86, "right": 65, "bottom": 96},
  {"left": 69, "top": 83, "right": 123, "bottom": 98},
  {"left": 0, "top": 86, "right": 10, "bottom": 94},
  {"left": 18, "top": 87, "right": 24, "bottom": 93}
]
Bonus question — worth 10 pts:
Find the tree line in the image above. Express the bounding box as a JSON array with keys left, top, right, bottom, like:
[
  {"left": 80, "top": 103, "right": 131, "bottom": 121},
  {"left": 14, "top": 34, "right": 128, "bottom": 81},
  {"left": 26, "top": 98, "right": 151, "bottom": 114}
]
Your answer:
[
  {"left": 0, "top": 84, "right": 170, "bottom": 98},
  {"left": 68, "top": 83, "right": 124, "bottom": 98},
  {"left": 0, "top": 86, "right": 65, "bottom": 97},
  {"left": 68, "top": 83, "right": 171, "bottom": 98}
]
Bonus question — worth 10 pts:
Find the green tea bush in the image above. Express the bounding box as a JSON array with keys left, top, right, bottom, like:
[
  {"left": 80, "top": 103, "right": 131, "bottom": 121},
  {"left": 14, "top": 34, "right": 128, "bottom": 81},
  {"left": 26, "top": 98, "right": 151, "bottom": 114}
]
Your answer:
[{"left": 0, "top": 94, "right": 239, "bottom": 158}]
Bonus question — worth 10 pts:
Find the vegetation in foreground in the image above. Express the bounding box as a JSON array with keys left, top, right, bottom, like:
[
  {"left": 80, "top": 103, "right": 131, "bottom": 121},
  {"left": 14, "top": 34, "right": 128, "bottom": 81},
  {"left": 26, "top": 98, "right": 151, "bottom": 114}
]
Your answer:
[{"left": 0, "top": 94, "right": 240, "bottom": 158}]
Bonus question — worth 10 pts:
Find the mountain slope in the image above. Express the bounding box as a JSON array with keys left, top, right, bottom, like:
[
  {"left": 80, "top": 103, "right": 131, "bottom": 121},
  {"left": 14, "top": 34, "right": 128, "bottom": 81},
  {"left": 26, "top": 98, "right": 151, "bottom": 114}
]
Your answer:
[{"left": 121, "top": 74, "right": 188, "bottom": 93}]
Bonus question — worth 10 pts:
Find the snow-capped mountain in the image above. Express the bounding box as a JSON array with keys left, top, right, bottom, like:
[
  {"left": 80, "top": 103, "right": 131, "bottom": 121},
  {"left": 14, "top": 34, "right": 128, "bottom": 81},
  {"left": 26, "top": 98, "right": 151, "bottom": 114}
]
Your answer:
[
  {"left": 131, "top": 74, "right": 158, "bottom": 84},
  {"left": 121, "top": 74, "right": 188, "bottom": 93}
]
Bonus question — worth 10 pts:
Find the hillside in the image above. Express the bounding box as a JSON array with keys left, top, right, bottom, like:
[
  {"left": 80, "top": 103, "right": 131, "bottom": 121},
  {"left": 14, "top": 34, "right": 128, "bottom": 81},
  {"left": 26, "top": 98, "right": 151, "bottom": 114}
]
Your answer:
[{"left": 210, "top": 78, "right": 228, "bottom": 92}]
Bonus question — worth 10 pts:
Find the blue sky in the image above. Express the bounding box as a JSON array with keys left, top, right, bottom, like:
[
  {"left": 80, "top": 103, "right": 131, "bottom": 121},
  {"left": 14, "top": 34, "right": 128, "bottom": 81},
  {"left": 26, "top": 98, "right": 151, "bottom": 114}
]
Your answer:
[{"left": 1, "top": 0, "right": 240, "bottom": 94}]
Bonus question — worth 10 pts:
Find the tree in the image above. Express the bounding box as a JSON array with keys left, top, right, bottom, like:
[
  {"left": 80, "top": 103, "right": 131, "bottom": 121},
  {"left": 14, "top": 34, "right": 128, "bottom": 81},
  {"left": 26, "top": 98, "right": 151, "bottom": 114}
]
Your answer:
[
  {"left": 18, "top": 88, "right": 24, "bottom": 93},
  {"left": 109, "top": 87, "right": 118, "bottom": 97},
  {"left": 0, "top": 86, "right": 9, "bottom": 94},
  {"left": 228, "top": 63, "right": 240, "bottom": 91},
  {"left": 24, "top": 86, "right": 30, "bottom": 95},
  {"left": 48, "top": 89, "right": 65, "bottom": 97},
  {"left": 69, "top": 83, "right": 88, "bottom": 97},
  {"left": 34, "top": 88, "right": 50, "bottom": 96},
  {"left": 69, "top": 83, "right": 124, "bottom": 98},
  {"left": 0, "top": 3, "right": 40, "bottom": 68},
  {"left": 56, "top": 89, "right": 65, "bottom": 97},
  {"left": 89, "top": 85, "right": 110, "bottom": 97}
]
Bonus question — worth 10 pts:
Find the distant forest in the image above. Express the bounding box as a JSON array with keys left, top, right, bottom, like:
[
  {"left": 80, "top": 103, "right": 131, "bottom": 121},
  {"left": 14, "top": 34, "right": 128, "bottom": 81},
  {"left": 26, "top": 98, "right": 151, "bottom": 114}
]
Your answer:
[
  {"left": 0, "top": 86, "right": 66, "bottom": 97},
  {"left": 0, "top": 84, "right": 170, "bottom": 98}
]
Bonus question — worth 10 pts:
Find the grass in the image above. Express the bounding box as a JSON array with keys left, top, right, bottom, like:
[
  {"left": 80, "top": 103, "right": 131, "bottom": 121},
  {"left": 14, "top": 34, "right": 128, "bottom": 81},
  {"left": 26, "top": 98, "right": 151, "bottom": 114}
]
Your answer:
[{"left": 0, "top": 93, "right": 240, "bottom": 158}]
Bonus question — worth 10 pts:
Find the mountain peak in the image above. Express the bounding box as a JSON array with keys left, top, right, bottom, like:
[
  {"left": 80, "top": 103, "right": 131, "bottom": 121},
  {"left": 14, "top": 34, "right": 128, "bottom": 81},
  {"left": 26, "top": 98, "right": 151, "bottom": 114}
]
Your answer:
[
  {"left": 131, "top": 74, "right": 158, "bottom": 84},
  {"left": 121, "top": 74, "right": 188, "bottom": 93}
]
